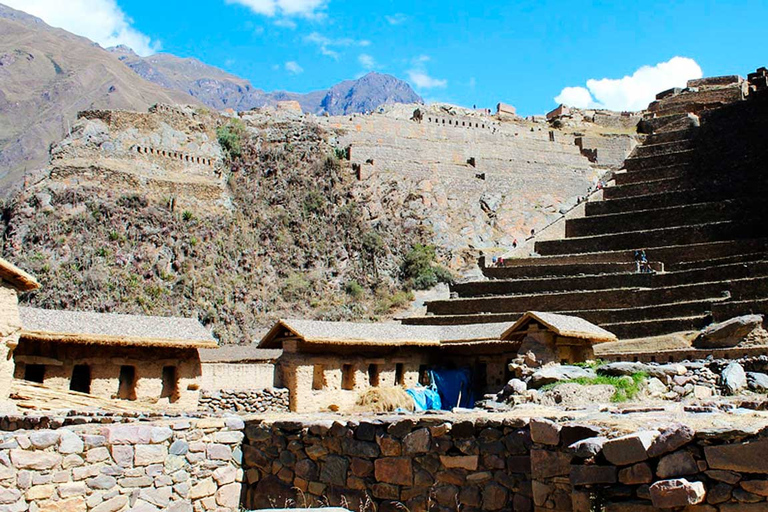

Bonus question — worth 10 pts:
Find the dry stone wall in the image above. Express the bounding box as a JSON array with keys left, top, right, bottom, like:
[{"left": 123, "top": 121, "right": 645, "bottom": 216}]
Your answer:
[{"left": 199, "top": 388, "right": 289, "bottom": 414}]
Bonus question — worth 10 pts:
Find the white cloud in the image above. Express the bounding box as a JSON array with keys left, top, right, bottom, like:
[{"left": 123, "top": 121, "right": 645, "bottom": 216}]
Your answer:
[
  {"left": 358, "top": 54, "right": 376, "bottom": 70},
  {"left": 6, "top": 0, "right": 158, "bottom": 56},
  {"left": 554, "top": 57, "right": 703, "bottom": 111},
  {"left": 406, "top": 55, "right": 447, "bottom": 89},
  {"left": 285, "top": 61, "right": 304, "bottom": 74},
  {"left": 385, "top": 13, "right": 408, "bottom": 25},
  {"left": 407, "top": 71, "right": 447, "bottom": 89},
  {"left": 273, "top": 18, "right": 297, "bottom": 29},
  {"left": 305, "top": 32, "right": 369, "bottom": 59},
  {"left": 226, "top": 0, "right": 327, "bottom": 18}
]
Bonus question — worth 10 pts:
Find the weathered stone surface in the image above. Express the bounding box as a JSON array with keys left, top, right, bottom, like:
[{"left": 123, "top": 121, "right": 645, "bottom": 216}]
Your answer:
[
  {"left": 528, "top": 366, "right": 596, "bottom": 388},
  {"left": 619, "top": 462, "right": 653, "bottom": 484},
  {"left": 87, "top": 475, "right": 117, "bottom": 490},
  {"left": 91, "top": 495, "right": 128, "bottom": 512},
  {"left": 705, "top": 439, "right": 768, "bottom": 473},
  {"left": 569, "top": 436, "right": 607, "bottom": 458},
  {"left": 188, "top": 478, "right": 216, "bottom": 499},
  {"left": 650, "top": 479, "right": 706, "bottom": 508},
  {"left": 169, "top": 440, "right": 188, "bottom": 456},
  {"left": 707, "top": 482, "right": 733, "bottom": 504},
  {"left": 58, "top": 481, "right": 87, "bottom": 497},
  {"left": 747, "top": 372, "right": 768, "bottom": 392},
  {"left": 603, "top": 431, "right": 658, "bottom": 466},
  {"left": 695, "top": 314, "right": 763, "bottom": 348},
  {"left": 205, "top": 443, "right": 231, "bottom": 461},
  {"left": 530, "top": 418, "right": 561, "bottom": 446},
  {"left": 722, "top": 362, "right": 747, "bottom": 394},
  {"left": 374, "top": 457, "right": 412, "bottom": 486},
  {"left": 657, "top": 451, "right": 699, "bottom": 478},
  {"left": 110, "top": 445, "right": 133, "bottom": 467},
  {"left": 10, "top": 450, "right": 61, "bottom": 470},
  {"left": 320, "top": 455, "right": 349, "bottom": 486},
  {"left": 598, "top": 362, "right": 685, "bottom": 379},
  {"left": 741, "top": 480, "right": 768, "bottom": 497},
  {"left": 648, "top": 424, "right": 695, "bottom": 458},
  {"left": 482, "top": 483, "right": 508, "bottom": 510},
  {"left": 706, "top": 470, "right": 742, "bottom": 484},
  {"left": 134, "top": 445, "right": 167, "bottom": 466},
  {"left": 530, "top": 449, "right": 570, "bottom": 479},
  {"left": 570, "top": 465, "right": 617, "bottom": 485},
  {"left": 403, "top": 428, "right": 431, "bottom": 454},
  {"left": 58, "top": 430, "right": 84, "bottom": 454},
  {"left": 25, "top": 484, "right": 56, "bottom": 500},
  {"left": 216, "top": 482, "right": 240, "bottom": 508},
  {"left": 439, "top": 455, "right": 478, "bottom": 470},
  {"left": 29, "top": 431, "right": 60, "bottom": 449}
]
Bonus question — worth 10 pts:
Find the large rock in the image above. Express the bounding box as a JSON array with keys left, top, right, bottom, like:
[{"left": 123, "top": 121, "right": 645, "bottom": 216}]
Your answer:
[
  {"left": 649, "top": 478, "right": 706, "bottom": 508},
  {"left": 656, "top": 451, "right": 698, "bottom": 478},
  {"left": 695, "top": 315, "right": 763, "bottom": 348},
  {"left": 721, "top": 362, "right": 747, "bottom": 394},
  {"left": 647, "top": 424, "right": 695, "bottom": 458},
  {"left": 602, "top": 431, "right": 658, "bottom": 466},
  {"left": 705, "top": 439, "right": 768, "bottom": 473},
  {"left": 747, "top": 372, "right": 768, "bottom": 392},
  {"left": 528, "top": 366, "right": 596, "bottom": 389},
  {"left": 374, "top": 457, "right": 412, "bottom": 486},
  {"left": 598, "top": 362, "right": 686, "bottom": 379}
]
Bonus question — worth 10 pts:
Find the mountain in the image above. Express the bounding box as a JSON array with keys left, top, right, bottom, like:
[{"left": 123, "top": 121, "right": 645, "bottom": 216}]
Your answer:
[
  {"left": 0, "top": 4, "right": 200, "bottom": 190},
  {"left": 111, "top": 47, "right": 423, "bottom": 115}
]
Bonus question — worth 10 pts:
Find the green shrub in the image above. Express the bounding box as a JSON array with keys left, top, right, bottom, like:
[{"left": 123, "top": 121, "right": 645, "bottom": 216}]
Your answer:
[
  {"left": 401, "top": 244, "right": 454, "bottom": 290},
  {"left": 217, "top": 119, "right": 247, "bottom": 159},
  {"left": 182, "top": 210, "right": 195, "bottom": 222},
  {"left": 281, "top": 272, "right": 312, "bottom": 300},
  {"left": 303, "top": 190, "right": 325, "bottom": 215},
  {"left": 345, "top": 280, "right": 364, "bottom": 299},
  {"left": 542, "top": 372, "right": 647, "bottom": 402},
  {"left": 362, "top": 231, "right": 384, "bottom": 256}
]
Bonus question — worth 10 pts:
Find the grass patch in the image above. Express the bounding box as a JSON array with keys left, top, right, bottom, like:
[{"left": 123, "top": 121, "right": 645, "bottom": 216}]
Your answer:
[{"left": 542, "top": 372, "right": 647, "bottom": 402}]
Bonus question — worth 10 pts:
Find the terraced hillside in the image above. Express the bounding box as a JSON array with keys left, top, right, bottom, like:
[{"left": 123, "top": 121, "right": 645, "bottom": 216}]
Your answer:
[{"left": 405, "top": 71, "right": 768, "bottom": 340}]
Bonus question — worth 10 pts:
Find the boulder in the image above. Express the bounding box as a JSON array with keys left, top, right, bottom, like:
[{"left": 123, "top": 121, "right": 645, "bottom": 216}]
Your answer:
[
  {"left": 527, "top": 365, "right": 596, "bottom": 389},
  {"left": 747, "top": 372, "right": 768, "bottom": 392},
  {"left": 650, "top": 479, "right": 706, "bottom": 508},
  {"left": 598, "top": 362, "right": 686, "bottom": 379},
  {"left": 603, "top": 431, "right": 658, "bottom": 466},
  {"left": 695, "top": 314, "right": 763, "bottom": 348},
  {"left": 721, "top": 362, "right": 747, "bottom": 395}
]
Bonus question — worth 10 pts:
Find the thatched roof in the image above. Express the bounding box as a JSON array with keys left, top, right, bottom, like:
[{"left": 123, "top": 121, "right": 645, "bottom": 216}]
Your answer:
[
  {"left": 501, "top": 311, "right": 617, "bottom": 343},
  {"left": 199, "top": 346, "right": 282, "bottom": 363},
  {"left": 259, "top": 318, "right": 511, "bottom": 349},
  {"left": 0, "top": 258, "right": 40, "bottom": 292},
  {"left": 19, "top": 307, "right": 218, "bottom": 349}
]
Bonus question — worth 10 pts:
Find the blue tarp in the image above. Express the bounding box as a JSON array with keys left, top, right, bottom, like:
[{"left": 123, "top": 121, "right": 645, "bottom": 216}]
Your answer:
[
  {"left": 431, "top": 367, "right": 475, "bottom": 409},
  {"left": 406, "top": 385, "right": 442, "bottom": 411}
]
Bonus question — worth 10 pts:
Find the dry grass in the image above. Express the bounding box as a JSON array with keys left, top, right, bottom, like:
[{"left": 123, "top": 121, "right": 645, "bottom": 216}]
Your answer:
[{"left": 356, "top": 386, "right": 414, "bottom": 412}]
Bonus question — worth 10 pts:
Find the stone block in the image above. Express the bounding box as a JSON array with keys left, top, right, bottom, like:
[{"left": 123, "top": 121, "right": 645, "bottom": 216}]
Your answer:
[
  {"left": 319, "top": 455, "right": 348, "bottom": 487},
  {"left": 569, "top": 436, "right": 607, "bottom": 458},
  {"left": 91, "top": 495, "right": 128, "bottom": 512},
  {"left": 58, "top": 430, "right": 84, "bottom": 454},
  {"left": 705, "top": 469, "right": 741, "bottom": 484},
  {"left": 374, "top": 457, "right": 412, "bottom": 486},
  {"left": 570, "top": 465, "right": 617, "bottom": 485},
  {"left": 110, "top": 445, "right": 133, "bottom": 468},
  {"left": 403, "top": 428, "right": 431, "bottom": 454},
  {"left": 28, "top": 431, "right": 59, "bottom": 450},
  {"left": 649, "top": 479, "right": 706, "bottom": 508},
  {"left": 705, "top": 439, "right": 768, "bottom": 473},
  {"left": 135, "top": 445, "right": 167, "bottom": 466},
  {"left": 26, "top": 484, "right": 56, "bottom": 501},
  {"left": 58, "top": 481, "right": 87, "bottom": 497},
  {"left": 188, "top": 477, "right": 216, "bottom": 499},
  {"left": 530, "top": 449, "right": 570, "bottom": 479},
  {"left": 721, "top": 362, "right": 747, "bottom": 394},
  {"left": 439, "top": 455, "right": 478, "bottom": 470},
  {"left": 648, "top": 424, "right": 695, "bottom": 458},
  {"left": 707, "top": 483, "right": 732, "bottom": 505},
  {"left": 530, "top": 418, "right": 561, "bottom": 446},
  {"left": 86, "top": 447, "right": 111, "bottom": 463},
  {"left": 10, "top": 450, "right": 61, "bottom": 470},
  {"left": 657, "top": 450, "right": 699, "bottom": 478},
  {"left": 212, "top": 466, "right": 237, "bottom": 485},
  {"left": 618, "top": 462, "right": 652, "bottom": 484},
  {"left": 482, "top": 483, "right": 508, "bottom": 510},
  {"left": 87, "top": 475, "right": 117, "bottom": 490},
  {"left": 102, "top": 425, "right": 153, "bottom": 445},
  {"left": 603, "top": 430, "right": 658, "bottom": 466},
  {"left": 741, "top": 480, "right": 768, "bottom": 497}
]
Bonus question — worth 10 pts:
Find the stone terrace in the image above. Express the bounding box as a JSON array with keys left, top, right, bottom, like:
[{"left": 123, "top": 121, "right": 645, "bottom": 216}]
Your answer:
[{"left": 404, "top": 73, "right": 768, "bottom": 341}]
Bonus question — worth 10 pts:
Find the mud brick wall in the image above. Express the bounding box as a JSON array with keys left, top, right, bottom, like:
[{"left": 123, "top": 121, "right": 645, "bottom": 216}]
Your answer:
[{"left": 199, "top": 388, "right": 290, "bottom": 414}]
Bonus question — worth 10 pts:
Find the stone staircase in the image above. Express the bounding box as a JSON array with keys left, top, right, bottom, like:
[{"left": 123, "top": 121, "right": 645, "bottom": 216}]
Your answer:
[{"left": 404, "top": 76, "right": 768, "bottom": 340}]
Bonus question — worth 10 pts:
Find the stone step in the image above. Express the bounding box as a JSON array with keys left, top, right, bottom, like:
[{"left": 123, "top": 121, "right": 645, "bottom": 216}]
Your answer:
[
  {"left": 640, "top": 113, "right": 697, "bottom": 134},
  {"left": 633, "top": 138, "right": 695, "bottom": 158},
  {"left": 482, "top": 262, "right": 660, "bottom": 280},
  {"left": 602, "top": 315, "right": 711, "bottom": 339},
  {"left": 403, "top": 299, "right": 720, "bottom": 327},
  {"left": 425, "top": 276, "right": 765, "bottom": 316},
  {"left": 603, "top": 176, "right": 696, "bottom": 200},
  {"left": 535, "top": 220, "right": 765, "bottom": 256},
  {"left": 712, "top": 299, "right": 768, "bottom": 322},
  {"left": 566, "top": 199, "right": 754, "bottom": 238},
  {"left": 502, "top": 238, "right": 768, "bottom": 267},
  {"left": 454, "top": 260, "right": 768, "bottom": 298},
  {"left": 584, "top": 188, "right": 743, "bottom": 217},
  {"left": 667, "top": 252, "right": 768, "bottom": 272},
  {"left": 644, "top": 128, "right": 698, "bottom": 145},
  {"left": 624, "top": 149, "right": 696, "bottom": 171},
  {"left": 613, "top": 163, "right": 693, "bottom": 186}
]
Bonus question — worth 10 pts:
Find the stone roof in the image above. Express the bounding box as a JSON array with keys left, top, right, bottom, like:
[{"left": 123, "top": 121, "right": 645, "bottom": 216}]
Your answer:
[
  {"left": 0, "top": 257, "right": 40, "bottom": 292},
  {"left": 19, "top": 307, "right": 218, "bottom": 349},
  {"left": 501, "top": 311, "right": 617, "bottom": 342},
  {"left": 259, "top": 318, "right": 512, "bottom": 349},
  {"left": 199, "top": 345, "right": 282, "bottom": 363}
]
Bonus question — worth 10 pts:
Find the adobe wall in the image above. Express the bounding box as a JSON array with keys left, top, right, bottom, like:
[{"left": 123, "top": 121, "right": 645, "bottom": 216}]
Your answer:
[
  {"left": 12, "top": 342, "right": 202, "bottom": 410},
  {"left": 241, "top": 414, "right": 768, "bottom": 512},
  {"left": 0, "top": 281, "right": 21, "bottom": 403},
  {"left": 200, "top": 362, "right": 277, "bottom": 392}
]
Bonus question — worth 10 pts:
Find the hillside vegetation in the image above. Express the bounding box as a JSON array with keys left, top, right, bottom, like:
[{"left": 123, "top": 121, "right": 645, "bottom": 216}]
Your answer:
[{"left": 2, "top": 118, "right": 449, "bottom": 343}]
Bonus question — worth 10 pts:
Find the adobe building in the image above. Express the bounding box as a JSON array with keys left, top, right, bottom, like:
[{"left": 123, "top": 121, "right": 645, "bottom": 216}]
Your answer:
[
  {"left": 199, "top": 345, "right": 282, "bottom": 392},
  {"left": 259, "top": 319, "right": 517, "bottom": 412},
  {"left": 500, "top": 311, "right": 617, "bottom": 364},
  {"left": 0, "top": 258, "right": 40, "bottom": 403},
  {"left": 14, "top": 307, "right": 217, "bottom": 409}
]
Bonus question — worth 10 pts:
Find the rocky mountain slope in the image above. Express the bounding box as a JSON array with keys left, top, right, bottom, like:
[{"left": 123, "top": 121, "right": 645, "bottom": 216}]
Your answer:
[
  {"left": 1, "top": 111, "right": 439, "bottom": 344},
  {"left": 0, "top": 4, "right": 200, "bottom": 191},
  {"left": 112, "top": 46, "right": 423, "bottom": 115}
]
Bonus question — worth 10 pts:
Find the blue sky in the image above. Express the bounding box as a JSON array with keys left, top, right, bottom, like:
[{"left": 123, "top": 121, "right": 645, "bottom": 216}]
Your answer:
[{"left": 10, "top": 0, "right": 768, "bottom": 115}]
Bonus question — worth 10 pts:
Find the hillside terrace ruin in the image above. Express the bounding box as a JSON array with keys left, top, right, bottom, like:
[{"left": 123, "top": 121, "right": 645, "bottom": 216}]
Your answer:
[{"left": 2, "top": 70, "right": 768, "bottom": 511}]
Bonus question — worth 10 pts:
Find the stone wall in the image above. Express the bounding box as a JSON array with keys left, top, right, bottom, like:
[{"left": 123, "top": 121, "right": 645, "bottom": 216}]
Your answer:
[
  {"left": 0, "top": 416, "right": 245, "bottom": 512},
  {"left": 241, "top": 414, "right": 768, "bottom": 512},
  {"left": 200, "top": 362, "right": 276, "bottom": 392},
  {"left": 0, "top": 281, "right": 21, "bottom": 403},
  {"left": 199, "top": 388, "right": 289, "bottom": 414}
]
